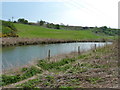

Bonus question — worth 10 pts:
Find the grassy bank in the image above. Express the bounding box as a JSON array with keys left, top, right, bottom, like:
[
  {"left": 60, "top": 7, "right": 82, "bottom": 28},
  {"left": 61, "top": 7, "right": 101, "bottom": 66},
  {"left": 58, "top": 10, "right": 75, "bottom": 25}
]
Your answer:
[
  {"left": 1, "top": 41, "right": 118, "bottom": 88},
  {"left": 1, "top": 23, "right": 118, "bottom": 47},
  {"left": 14, "top": 23, "right": 115, "bottom": 40},
  {"left": 2, "top": 23, "right": 117, "bottom": 47}
]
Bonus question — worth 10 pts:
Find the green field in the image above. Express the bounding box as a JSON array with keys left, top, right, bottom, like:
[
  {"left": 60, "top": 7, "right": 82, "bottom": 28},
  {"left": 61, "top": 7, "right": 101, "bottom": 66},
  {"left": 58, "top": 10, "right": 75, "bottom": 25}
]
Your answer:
[{"left": 14, "top": 23, "right": 115, "bottom": 40}]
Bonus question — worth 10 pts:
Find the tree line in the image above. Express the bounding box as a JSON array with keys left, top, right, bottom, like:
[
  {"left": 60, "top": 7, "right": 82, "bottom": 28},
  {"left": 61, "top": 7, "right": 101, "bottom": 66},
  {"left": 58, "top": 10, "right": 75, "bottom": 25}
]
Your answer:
[{"left": 13, "top": 18, "right": 60, "bottom": 29}]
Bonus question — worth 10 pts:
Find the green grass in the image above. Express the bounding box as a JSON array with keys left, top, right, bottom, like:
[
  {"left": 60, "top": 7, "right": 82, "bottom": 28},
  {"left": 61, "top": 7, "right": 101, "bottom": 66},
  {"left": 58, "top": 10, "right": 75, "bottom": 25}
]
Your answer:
[
  {"left": 1, "top": 66, "right": 42, "bottom": 86},
  {"left": 16, "top": 78, "right": 41, "bottom": 88},
  {"left": 86, "top": 77, "right": 102, "bottom": 84},
  {"left": 37, "top": 58, "right": 76, "bottom": 70},
  {"left": 14, "top": 23, "right": 114, "bottom": 40}
]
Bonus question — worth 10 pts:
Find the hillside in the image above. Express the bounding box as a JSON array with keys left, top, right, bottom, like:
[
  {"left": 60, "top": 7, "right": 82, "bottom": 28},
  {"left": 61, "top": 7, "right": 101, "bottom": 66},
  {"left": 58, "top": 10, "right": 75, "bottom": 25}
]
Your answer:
[
  {"left": 1, "top": 21, "right": 18, "bottom": 37},
  {"left": 14, "top": 23, "right": 115, "bottom": 40}
]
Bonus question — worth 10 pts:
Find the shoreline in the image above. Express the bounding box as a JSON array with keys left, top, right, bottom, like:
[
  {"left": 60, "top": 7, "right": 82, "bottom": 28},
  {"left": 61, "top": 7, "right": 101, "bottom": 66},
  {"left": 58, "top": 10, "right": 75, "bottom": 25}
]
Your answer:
[
  {"left": 2, "top": 37, "right": 112, "bottom": 47},
  {"left": 2, "top": 42, "right": 119, "bottom": 88},
  {"left": 2, "top": 51, "right": 79, "bottom": 75}
]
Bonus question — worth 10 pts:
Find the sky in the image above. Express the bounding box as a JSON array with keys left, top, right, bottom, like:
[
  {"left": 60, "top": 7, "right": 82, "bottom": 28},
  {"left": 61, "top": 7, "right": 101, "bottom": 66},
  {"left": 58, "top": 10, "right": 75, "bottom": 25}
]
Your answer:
[{"left": 1, "top": 0, "right": 120, "bottom": 28}]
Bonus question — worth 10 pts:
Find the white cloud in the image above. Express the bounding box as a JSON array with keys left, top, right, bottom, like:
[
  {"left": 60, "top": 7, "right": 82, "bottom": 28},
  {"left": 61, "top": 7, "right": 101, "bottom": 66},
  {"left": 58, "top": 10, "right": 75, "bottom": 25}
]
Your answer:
[
  {"left": 1, "top": 0, "right": 63, "bottom": 2},
  {"left": 59, "top": 0, "right": 119, "bottom": 28}
]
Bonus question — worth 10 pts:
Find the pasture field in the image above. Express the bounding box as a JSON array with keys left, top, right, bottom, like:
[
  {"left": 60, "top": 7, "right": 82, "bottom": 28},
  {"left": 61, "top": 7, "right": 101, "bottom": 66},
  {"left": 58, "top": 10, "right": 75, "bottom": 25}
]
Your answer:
[{"left": 14, "top": 23, "right": 115, "bottom": 40}]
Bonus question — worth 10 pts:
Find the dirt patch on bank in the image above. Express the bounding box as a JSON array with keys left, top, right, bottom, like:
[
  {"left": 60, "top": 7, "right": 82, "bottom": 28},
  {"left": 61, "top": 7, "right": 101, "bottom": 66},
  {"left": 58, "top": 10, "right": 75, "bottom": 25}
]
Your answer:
[{"left": 2, "top": 37, "right": 110, "bottom": 47}]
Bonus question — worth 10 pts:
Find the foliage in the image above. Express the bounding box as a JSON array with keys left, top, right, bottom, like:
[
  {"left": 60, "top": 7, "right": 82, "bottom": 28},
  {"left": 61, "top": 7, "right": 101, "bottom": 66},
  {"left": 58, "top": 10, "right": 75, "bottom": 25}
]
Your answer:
[
  {"left": 92, "top": 26, "right": 118, "bottom": 36},
  {"left": 39, "top": 20, "right": 45, "bottom": 26},
  {"left": 2, "top": 21, "right": 17, "bottom": 31},
  {"left": 46, "top": 23, "right": 60, "bottom": 29},
  {"left": 37, "top": 58, "right": 75, "bottom": 70},
  {"left": 86, "top": 77, "right": 102, "bottom": 84},
  {"left": 55, "top": 24, "right": 60, "bottom": 29},
  {"left": 59, "top": 86, "right": 74, "bottom": 89},
  {"left": 55, "top": 64, "right": 72, "bottom": 72},
  {"left": 2, "top": 21, "right": 18, "bottom": 37},
  {"left": 1, "top": 66, "right": 42, "bottom": 86},
  {"left": 20, "top": 66, "right": 42, "bottom": 80},
  {"left": 18, "top": 18, "right": 28, "bottom": 24},
  {"left": 1, "top": 75, "right": 21, "bottom": 86},
  {"left": 16, "top": 78, "right": 41, "bottom": 88},
  {"left": 21, "top": 67, "right": 28, "bottom": 72}
]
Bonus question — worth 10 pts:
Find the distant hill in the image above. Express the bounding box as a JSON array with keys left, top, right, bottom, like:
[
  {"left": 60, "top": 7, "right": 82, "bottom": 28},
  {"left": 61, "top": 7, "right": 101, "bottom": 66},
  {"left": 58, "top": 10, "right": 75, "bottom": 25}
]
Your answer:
[
  {"left": 13, "top": 23, "right": 116, "bottom": 40},
  {"left": 0, "top": 20, "right": 118, "bottom": 40}
]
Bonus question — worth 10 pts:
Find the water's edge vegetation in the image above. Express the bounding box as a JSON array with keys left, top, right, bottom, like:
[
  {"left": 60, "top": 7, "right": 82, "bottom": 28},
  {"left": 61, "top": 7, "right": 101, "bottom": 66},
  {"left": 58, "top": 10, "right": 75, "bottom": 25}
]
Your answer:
[{"left": 1, "top": 41, "right": 118, "bottom": 88}]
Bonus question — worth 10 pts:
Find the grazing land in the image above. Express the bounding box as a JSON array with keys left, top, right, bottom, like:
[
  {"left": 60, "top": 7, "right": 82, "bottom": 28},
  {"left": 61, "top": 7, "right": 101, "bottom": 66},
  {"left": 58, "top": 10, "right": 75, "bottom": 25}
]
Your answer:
[
  {"left": 14, "top": 23, "right": 116, "bottom": 40},
  {"left": 2, "top": 22, "right": 118, "bottom": 47}
]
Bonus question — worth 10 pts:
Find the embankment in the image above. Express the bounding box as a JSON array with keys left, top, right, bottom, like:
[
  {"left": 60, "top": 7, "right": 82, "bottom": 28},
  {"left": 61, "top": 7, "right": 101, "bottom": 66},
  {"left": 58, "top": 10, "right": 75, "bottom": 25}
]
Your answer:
[
  {"left": 2, "top": 37, "right": 112, "bottom": 47},
  {"left": 1, "top": 41, "right": 119, "bottom": 88}
]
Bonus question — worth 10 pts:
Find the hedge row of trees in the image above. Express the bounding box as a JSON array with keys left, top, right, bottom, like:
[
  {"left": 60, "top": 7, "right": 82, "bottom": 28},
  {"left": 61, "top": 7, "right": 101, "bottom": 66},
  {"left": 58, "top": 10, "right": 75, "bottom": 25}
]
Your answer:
[
  {"left": 92, "top": 26, "right": 118, "bottom": 36},
  {"left": 38, "top": 20, "right": 60, "bottom": 29},
  {"left": 13, "top": 19, "right": 60, "bottom": 29}
]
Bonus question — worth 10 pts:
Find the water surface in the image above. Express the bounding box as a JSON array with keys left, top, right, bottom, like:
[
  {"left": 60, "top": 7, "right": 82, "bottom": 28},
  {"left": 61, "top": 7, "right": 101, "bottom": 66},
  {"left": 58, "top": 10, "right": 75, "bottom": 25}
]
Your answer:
[{"left": 1, "top": 42, "right": 112, "bottom": 70}]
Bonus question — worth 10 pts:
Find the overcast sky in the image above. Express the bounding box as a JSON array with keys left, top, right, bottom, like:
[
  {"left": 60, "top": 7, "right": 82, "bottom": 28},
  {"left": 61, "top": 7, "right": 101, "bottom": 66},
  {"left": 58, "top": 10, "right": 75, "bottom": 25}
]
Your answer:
[{"left": 1, "top": 0, "right": 119, "bottom": 28}]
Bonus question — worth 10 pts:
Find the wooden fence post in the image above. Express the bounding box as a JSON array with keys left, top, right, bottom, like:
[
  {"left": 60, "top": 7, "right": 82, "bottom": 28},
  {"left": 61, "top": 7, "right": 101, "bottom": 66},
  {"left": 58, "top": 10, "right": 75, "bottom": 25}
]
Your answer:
[
  {"left": 95, "top": 44, "right": 97, "bottom": 52},
  {"left": 78, "top": 46, "right": 80, "bottom": 54},
  {"left": 95, "top": 44, "right": 97, "bottom": 49},
  {"left": 93, "top": 44, "right": 96, "bottom": 52},
  {"left": 48, "top": 49, "right": 50, "bottom": 60}
]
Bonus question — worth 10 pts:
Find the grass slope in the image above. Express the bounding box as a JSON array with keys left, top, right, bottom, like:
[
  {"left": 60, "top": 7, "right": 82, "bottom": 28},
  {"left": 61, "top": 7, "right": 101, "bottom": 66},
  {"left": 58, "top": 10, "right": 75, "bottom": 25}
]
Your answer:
[{"left": 14, "top": 23, "right": 114, "bottom": 40}]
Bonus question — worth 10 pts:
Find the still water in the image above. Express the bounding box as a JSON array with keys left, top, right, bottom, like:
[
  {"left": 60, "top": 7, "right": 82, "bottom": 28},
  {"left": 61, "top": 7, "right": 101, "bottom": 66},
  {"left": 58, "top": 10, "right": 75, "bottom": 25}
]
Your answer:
[{"left": 2, "top": 42, "right": 112, "bottom": 70}]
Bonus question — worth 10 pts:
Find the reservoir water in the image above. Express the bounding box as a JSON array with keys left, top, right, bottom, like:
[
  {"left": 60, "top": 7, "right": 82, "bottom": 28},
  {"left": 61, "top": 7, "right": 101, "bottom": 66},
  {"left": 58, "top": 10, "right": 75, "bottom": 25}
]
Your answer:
[{"left": 1, "top": 42, "right": 112, "bottom": 70}]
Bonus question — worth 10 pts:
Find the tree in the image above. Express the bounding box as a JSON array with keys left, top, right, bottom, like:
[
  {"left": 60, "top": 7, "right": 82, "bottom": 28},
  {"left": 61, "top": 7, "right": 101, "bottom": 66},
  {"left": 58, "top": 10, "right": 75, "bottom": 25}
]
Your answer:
[
  {"left": 100, "top": 26, "right": 107, "bottom": 30},
  {"left": 46, "top": 23, "right": 50, "bottom": 28},
  {"left": 24, "top": 20, "right": 28, "bottom": 24},
  {"left": 18, "top": 18, "right": 24, "bottom": 23},
  {"left": 13, "top": 21, "right": 17, "bottom": 23},
  {"left": 39, "top": 20, "right": 45, "bottom": 26},
  {"left": 54, "top": 24, "right": 60, "bottom": 29},
  {"left": 18, "top": 18, "right": 28, "bottom": 24}
]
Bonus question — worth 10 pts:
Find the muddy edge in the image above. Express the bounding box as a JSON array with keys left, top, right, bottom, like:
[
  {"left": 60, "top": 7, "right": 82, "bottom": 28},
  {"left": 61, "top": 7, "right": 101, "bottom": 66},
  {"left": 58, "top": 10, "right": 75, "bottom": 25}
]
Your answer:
[{"left": 2, "top": 37, "right": 112, "bottom": 47}]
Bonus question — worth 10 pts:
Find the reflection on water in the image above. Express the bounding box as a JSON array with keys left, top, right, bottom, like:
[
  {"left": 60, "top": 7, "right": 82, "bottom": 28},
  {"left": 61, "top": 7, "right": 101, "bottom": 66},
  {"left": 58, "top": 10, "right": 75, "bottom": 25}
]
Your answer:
[{"left": 1, "top": 42, "right": 112, "bottom": 70}]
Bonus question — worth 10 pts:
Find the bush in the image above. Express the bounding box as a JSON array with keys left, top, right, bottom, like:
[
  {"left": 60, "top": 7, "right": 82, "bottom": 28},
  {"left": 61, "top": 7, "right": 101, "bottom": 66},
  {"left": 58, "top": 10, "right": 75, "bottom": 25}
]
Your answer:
[
  {"left": 92, "top": 26, "right": 118, "bottom": 36},
  {"left": 2, "top": 21, "right": 18, "bottom": 37}
]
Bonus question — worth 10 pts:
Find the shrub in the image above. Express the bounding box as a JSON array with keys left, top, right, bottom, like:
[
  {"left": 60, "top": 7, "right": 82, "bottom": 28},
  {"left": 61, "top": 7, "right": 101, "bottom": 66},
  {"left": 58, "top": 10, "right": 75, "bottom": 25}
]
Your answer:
[{"left": 2, "top": 21, "right": 18, "bottom": 37}]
